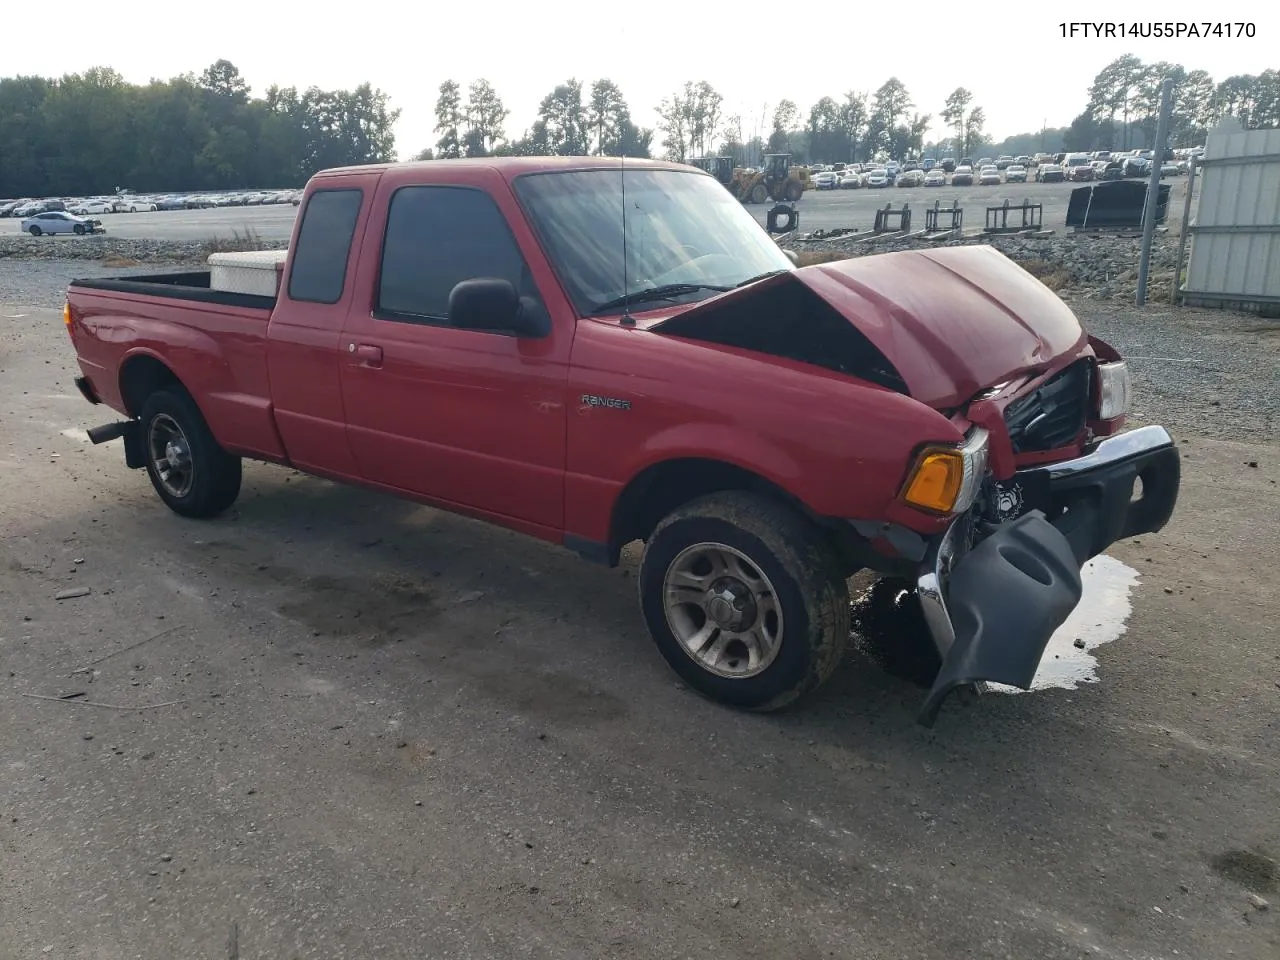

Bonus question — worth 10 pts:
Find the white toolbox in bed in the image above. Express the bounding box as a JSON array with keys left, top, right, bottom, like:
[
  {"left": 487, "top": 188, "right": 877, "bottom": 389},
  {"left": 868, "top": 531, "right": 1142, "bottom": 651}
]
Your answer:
[{"left": 208, "top": 249, "right": 289, "bottom": 297}]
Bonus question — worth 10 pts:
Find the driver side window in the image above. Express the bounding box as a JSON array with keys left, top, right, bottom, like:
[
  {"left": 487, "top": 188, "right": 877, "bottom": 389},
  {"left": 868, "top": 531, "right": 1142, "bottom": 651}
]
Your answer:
[{"left": 375, "top": 185, "right": 539, "bottom": 326}]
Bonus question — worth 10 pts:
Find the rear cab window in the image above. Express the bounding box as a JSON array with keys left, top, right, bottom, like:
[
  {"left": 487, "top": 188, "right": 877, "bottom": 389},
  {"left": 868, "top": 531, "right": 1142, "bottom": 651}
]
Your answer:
[{"left": 287, "top": 188, "right": 364, "bottom": 304}]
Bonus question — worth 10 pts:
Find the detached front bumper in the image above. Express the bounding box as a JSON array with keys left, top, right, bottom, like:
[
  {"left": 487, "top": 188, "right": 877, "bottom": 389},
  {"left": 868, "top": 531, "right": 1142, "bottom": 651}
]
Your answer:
[{"left": 915, "top": 425, "right": 1180, "bottom": 727}]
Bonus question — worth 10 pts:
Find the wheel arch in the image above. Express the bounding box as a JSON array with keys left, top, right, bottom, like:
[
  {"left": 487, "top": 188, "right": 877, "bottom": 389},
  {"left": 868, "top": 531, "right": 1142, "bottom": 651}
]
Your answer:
[
  {"left": 606, "top": 456, "right": 869, "bottom": 576},
  {"left": 118, "top": 352, "right": 185, "bottom": 418}
]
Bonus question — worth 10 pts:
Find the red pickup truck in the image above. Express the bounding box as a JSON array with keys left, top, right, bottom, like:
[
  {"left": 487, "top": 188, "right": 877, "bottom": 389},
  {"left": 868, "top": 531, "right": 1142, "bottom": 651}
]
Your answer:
[{"left": 64, "top": 156, "right": 1180, "bottom": 725}]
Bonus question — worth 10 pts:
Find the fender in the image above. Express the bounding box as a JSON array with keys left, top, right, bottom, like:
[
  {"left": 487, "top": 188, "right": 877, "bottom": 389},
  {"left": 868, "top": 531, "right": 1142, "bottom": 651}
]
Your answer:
[{"left": 96, "top": 305, "right": 285, "bottom": 461}]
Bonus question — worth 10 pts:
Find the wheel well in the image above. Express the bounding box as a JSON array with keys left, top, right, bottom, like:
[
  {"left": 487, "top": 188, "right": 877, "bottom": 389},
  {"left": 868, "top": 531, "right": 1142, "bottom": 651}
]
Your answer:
[
  {"left": 119, "top": 355, "right": 182, "bottom": 417},
  {"left": 607, "top": 457, "right": 881, "bottom": 577},
  {"left": 608, "top": 458, "right": 815, "bottom": 562}
]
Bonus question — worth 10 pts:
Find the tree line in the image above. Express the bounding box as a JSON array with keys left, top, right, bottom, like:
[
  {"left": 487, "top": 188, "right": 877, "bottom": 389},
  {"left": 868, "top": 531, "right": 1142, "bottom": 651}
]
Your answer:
[
  {"left": 1062, "top": 56, "right": 1279, "bottom": 152},
  {"left": 4, "top": 56, "right": 1275, "bottom": 199},
  {"left": 0, "top": 60, "right": 400, "bottom": 198}
]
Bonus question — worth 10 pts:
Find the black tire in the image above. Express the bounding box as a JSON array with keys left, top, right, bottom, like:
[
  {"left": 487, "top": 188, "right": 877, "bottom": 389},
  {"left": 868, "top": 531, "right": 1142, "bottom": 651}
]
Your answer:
[
  {"left": 28, "top": 226, "right": 41, "bottom": 236},
  {"left": 138, "top": 388, "right": 242, "bottom": 518},
  {"left": 784, "top": 181, "right": 803, "bottom": 202},
  {"left": 74, "top": 224, "right": 86, "bottom": 235},
  {"left": 749, "top": 183, "right": 768, "bottom": 204},
  {"left": 638, "top": 491, "right": 850, "bottom": 711}
]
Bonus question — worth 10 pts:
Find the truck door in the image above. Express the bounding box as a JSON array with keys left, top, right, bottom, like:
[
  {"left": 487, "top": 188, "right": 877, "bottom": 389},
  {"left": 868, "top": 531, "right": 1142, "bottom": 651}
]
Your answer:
[
  {"left": 337, "top": 174, "right": 572, "bottom": 535},
  {"left": 267, "top": 180, "right": 376, "bottom": 479}
]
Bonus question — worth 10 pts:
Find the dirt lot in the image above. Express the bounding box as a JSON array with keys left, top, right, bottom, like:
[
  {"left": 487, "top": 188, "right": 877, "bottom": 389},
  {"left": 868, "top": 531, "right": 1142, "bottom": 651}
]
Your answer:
[{"left": 1, "top": 290, "right": 1278, "bottom": 960}]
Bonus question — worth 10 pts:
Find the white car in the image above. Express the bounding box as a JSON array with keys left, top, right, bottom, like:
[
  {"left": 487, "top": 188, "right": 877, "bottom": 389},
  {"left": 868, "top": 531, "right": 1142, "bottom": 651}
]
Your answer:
[
  {"left": 978, "top": 166, "right": 1001, "bottom": 185},
  {"left": 863, "top": 169, "right": 890, "bottom": 188},
  {"left": 69, "top": 199, "right": 114, "bottom": 216},
  {"left": 1004, "top": 165, "right": 1028, "bottom": 183},
  {"left": 117, "top": 197, "right": 159, "bottom": 213},
  {"left": 21, "top": 211, "right": 103, "bottom": 236},
  {"left": 839, "top": 172, "right": 863, "bottom": 189},
  {"left": 924, "top": 170, "right": 947, "bottom": 187},
  {"left": 811, "top": 171, "right": 840, "bottom": 190}
]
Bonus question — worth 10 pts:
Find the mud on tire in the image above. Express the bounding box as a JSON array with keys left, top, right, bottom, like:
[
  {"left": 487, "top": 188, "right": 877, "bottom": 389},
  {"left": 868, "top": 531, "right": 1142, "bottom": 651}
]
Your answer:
[
  {"left": 138, "top": 388, "right": 242, "bottom": 519},
  {"left": 638, "top": 491, "right": 850, "bottom": 711}
]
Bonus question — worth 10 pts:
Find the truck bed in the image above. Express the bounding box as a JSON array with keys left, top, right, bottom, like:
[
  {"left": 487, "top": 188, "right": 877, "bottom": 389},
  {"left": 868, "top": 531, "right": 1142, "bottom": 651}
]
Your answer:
[
  {"left": 66, "top": 270, "right": 284, "bottom": 463},
  {"left": 69, "top": 270, "right": 277, "bottom": 312}
]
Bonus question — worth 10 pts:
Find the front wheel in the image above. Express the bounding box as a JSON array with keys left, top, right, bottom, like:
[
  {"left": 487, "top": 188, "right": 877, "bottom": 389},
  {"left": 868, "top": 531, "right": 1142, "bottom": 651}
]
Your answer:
[
  {"left": 139, "top": 388, "right": 242, "bottom": 518},
  {"left": 749, "top": 183, "right": 769, "bottom": 204},
  {"left": 74, "top": 224, "right": 86, "bottom": 235},
  {"left": 639, "top": 491, "right": 850, "bottom": 711},
  {"left": 28, "top": 226, "right": 41, "bottom": 236}
]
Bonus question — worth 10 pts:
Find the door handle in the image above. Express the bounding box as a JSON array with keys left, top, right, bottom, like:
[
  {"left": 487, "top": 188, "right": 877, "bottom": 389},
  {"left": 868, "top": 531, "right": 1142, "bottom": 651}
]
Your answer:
[{"left": 348, "top": 343, "right": 383, "bottom": 365}]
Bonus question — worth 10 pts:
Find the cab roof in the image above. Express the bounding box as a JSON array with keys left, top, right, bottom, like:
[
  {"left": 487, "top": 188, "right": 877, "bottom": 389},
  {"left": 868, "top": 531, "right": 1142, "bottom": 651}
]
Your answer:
[{"left": 310, "top": 155, "right": 699, "bottom": 182}]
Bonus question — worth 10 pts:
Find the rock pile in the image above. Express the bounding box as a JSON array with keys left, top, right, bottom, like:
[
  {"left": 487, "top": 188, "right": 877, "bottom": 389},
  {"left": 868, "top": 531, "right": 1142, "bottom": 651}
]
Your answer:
[
  {"left": 0, "top": 235, "right": 287, "bottom": 265},
  {"left": 782, "top": 229, "right": 1182, "bottom": 302}
]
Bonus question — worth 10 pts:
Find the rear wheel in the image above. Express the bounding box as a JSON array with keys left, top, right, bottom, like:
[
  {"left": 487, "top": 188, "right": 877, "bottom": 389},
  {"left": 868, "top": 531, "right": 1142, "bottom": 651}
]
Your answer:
[
  {"left": 749, "top": 183, "right": 769, "bottom": 204},
  {"left": 639, "top": 491, "right": 850, "bottom": 711},
  {"left": 139, "top": 388, "right": 242, "bottom": 518},
  {"left": 785, "top": 181, "right": 803, "bottom": 201}
]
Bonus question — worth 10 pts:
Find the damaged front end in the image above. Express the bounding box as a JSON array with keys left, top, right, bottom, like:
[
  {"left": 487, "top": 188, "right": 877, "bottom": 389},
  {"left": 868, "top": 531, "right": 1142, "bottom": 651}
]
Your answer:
[{"left": 915, "top": 425, "right": 1181, "bottom": 727}]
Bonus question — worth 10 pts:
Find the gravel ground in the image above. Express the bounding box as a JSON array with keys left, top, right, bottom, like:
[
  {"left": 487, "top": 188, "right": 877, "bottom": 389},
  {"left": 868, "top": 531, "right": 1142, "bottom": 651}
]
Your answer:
[
  {"left": 1066, "top": 298, "right": 1280, "bottom": 444},
  {"left": 3, "top": 253, "right": 1275, "bottom": 444},
  {"left": 2, "top": 265, "right": 1278, "bottom": 959},
  {"left": 0, "top": 260, "right": 195, "bottom": 309}
]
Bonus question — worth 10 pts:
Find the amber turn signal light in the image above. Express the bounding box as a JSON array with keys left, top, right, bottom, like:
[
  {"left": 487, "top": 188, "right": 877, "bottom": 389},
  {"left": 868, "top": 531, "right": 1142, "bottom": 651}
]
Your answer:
[
  {"left": 63, "top": 300, "right": 72, "bottom": 326},
  {"left": 901, "top": 448, "right": 965, "bottom": 515}
]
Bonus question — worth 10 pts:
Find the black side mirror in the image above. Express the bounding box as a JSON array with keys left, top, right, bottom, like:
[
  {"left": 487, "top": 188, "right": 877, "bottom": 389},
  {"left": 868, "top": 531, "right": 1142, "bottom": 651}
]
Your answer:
[{"left": 447, "top": 278, "right": 547, "bottom": 337}]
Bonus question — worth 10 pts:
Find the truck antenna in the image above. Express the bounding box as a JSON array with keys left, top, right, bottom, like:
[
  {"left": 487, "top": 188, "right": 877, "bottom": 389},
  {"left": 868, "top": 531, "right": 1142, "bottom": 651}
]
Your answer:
[{"left": 619, "top": 146, "right": 635, "bottom": 327}]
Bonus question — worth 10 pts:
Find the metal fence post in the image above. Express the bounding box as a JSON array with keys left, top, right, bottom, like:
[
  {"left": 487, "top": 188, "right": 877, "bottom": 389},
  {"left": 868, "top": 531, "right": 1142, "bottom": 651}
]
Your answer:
[
  {"left": 1173, "top": 155, "right": 1198, "bottom": 306},
  {"left": 1137, "top": 78, "right": 1175, "bottom": 307}
]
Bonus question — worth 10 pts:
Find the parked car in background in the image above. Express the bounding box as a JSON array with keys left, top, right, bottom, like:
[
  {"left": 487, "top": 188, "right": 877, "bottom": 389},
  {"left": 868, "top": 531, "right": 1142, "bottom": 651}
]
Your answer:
[
  {"left": 1004, "top": 164, "right": 1028, "bottom": 183},
  {"left": 68, "top": 200, "right": 114, "bottom": 216},
  {"left": 1063, "top": 154, "right": 1095, "bottom": 181},
  {"left": 924, "top": 170, "right": 947, "bottom": 187},
  {"left": 1035, "top": 163, "right": 1065, "bottom": 183},
  {"left": 863, "top": 168, "right": 890, "bottom": 188},
  {"left": 978, "top": 166, "right": 1001, "bottom": 186},
  {"left": 995, "top": 156, "right": 1015, "bottom": 170},
  {"left": 811, "top": 171, "right": 840, "bottom": 190},
  {"left": 839, "top": 171, "right": 863, "bottom": 189},
  {"left": 940, "top": 157, "right": 956, "bottom": 172},
  {"left": 897, "top": 170, "right": 925, "bottom": 187},
  {"left": 22, "top": 211, "right": 104, "bottom": 236},
  {"left": 951, "top": 165, "right": 975, "bottom": 186},
  {"left": 122, "top": 197, "right": 159, "bottom": 212}
]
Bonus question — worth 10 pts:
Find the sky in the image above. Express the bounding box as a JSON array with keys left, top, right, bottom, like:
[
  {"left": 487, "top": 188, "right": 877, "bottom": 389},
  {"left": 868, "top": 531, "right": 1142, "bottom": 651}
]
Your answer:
[{"left": 6, "top": 2, "right": 1276, "bottom": 157}]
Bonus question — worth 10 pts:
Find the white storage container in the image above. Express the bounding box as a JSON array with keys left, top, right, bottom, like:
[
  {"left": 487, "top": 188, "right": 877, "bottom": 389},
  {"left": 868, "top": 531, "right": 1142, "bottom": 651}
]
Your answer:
[{"left": 208, "top": 249, "right": 289, "bottom": 297}]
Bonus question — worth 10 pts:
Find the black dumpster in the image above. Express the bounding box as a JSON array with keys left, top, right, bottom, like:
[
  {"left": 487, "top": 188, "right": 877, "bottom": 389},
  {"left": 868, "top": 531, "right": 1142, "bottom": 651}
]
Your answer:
[{"left": 1066, "top": 180, "right": 1170, "bottom": 229}]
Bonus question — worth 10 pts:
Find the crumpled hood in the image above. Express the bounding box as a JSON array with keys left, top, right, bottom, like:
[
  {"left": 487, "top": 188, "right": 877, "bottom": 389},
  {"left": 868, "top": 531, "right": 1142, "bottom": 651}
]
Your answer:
[{"left": 794, "top": 245, "right": 1087, "bottom": 408}]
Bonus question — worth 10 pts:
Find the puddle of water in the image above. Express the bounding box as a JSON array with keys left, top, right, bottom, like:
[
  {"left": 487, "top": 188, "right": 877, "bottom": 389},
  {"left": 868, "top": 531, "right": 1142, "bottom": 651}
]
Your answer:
[{"left": 987, "top": 554, "right": 1139, "bottom": 694}]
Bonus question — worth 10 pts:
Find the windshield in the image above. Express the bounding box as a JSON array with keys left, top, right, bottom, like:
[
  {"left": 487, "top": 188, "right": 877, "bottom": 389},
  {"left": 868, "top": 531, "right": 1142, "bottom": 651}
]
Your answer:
[{"left": 512, "top": 167, "right": 793, "bottom": 316}]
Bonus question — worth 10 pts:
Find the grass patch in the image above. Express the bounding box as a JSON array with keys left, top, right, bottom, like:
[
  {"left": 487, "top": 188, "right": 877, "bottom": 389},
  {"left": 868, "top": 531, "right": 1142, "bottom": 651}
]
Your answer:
[
  {"left": 793, "top": 250, "right": 855, "bottom": 267},
  {"left": 1015, "top": 258, "right": 1073, "bottom": 292},
  {"left": 203, "top": 227, "right": 272, "bottom": 255}
]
